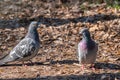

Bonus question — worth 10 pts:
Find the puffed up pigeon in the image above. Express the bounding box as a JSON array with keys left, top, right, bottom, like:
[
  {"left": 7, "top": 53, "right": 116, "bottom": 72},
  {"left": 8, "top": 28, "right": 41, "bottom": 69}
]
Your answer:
[
  {"left": 0, "top": 21, "right": 41, "bottom": 66},
  {"left": 77, "top": 28, "right": 98, "bottom": 69}
]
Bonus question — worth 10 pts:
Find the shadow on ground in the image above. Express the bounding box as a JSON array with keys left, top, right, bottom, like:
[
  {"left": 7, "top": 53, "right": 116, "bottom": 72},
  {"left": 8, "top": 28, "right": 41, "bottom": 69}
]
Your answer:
[
  {"left": 0, "top": 14, "right": 119, "bottom": 29},
  {"left": 0, "top": 60, "right": 120, "bottom": 70},
  {"left": 0, "top": 59, "right": 78, "bottom": 67},
  {"left": 0, "top": 73, "right": 120, "bottom": 80},
  {"left": 0, "top": 62, "right": 48, "bottom": 67},
  {"left": 50, "top": 59, "right": 78, "bottom": 64},
  {"left": 94, "top": 62, "right": 120, "bottom": 70}
]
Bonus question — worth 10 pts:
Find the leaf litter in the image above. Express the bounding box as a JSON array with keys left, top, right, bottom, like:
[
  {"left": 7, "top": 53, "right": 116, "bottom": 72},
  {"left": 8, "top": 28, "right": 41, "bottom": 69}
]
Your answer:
[{"left": 0, "top": 0, "right": 120, "bottom": 80}]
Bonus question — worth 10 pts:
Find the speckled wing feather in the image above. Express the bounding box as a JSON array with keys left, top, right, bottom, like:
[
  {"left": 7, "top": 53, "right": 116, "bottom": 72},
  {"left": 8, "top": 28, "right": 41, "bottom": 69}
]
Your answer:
[{"left": 0, "top": 38, "right": 39, "bottom": 65}]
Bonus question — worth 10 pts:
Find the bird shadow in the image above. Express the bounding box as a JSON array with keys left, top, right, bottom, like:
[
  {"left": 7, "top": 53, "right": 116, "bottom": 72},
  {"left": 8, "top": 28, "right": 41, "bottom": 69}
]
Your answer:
[
  {"left": 1, "top": 60, "right": 120, "bottom": 71},
  {"left": 50, "top": 60, "right": 120, "bottom": 70},
  {"left": 0, "top": 62, "right": 49, "bottom": 67},
  {"left": 50, "top": 59, "right": 79, "bottom": 65},
  {"left": 0, "top": 72, "right": 120, "bottom": 80},
  {"left": 94, "top": 62, "right": 120, "bottom": 70},
  {"left": 0, "top": 13, "right": 119, "bottom": 29},
  {"left": 0, "top": 59, "right": 78, "bottom": 67}
]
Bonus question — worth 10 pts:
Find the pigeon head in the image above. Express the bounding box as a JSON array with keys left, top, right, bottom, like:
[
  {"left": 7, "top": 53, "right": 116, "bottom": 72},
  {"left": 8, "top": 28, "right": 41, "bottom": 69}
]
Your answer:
[
  {"left": 29, "top": 21, "right": 40, "bottom": 29},
  {"left": 26, "top": 21, "right": 41, "bottom": 41},
  {"left": 80, "top": 28, "right": 91, "bottom": 40}
]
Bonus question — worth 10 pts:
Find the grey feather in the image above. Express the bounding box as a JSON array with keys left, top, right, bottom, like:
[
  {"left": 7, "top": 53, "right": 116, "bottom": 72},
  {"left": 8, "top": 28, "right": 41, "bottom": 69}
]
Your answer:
[
  {"left": 78, "top": 28, "right": 98, "bottom": 64},
  {"left": 0, "top": 21, "right": 40, "bottom": 65}
]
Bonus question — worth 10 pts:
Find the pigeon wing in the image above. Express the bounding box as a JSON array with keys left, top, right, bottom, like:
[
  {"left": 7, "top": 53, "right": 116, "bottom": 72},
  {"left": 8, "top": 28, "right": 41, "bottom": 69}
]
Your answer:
[
  {"left": 0, "top": 38, "right": 36, "bottom": 65},
  {"left": 10, "top": 38, "right": 36, "bottom": 60}
]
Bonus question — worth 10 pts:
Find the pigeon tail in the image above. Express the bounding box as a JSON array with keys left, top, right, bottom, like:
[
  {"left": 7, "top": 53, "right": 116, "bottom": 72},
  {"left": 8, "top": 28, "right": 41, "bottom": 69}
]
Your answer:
[
  {"left": 0, "top": 59, "right": 5, "bottom": 65},
  {"left": 0, "top": 54, "right": 14, "bottom": 65}
]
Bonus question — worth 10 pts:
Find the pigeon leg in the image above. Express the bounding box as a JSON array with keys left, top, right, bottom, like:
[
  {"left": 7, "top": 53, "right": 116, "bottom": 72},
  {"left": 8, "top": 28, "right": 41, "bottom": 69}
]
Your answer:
[
  {"left": 22, "top": 61, "right": 28, "bottom": 67},
  {"left": 22, "top": 61, "right": 26, "bottom": 66},
  {"left": 29, "top": 60, "right": 33, "bottom": 63},
  {"left": 90, "top": 64, "right": 95, "bottom": 71},
  {"left": 78, "top": 61, "right": 85, "bottom": 70},
  {"left": 81, "top": 64, "right": 85, "bottom": 71},
  {"left": 28, "top": 60, "right": 34, "bottom": 65},
  {"left": 73, "top": 63, "right": 85, "bottom": 71}
]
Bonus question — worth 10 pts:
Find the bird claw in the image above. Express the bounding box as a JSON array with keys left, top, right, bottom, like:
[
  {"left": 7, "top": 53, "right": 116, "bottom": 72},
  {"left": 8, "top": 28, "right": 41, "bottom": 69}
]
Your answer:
[
  {"left": 73, "top": 63, "right": 85, "bottom": 71},
  {"left": 29, "top": 60, "right": 34, "bottom": 65},
  {"left": 22, "top": 61, "right": 29, "bottom": 67},
  {"left": 91, "top": 67, "right": 95, "bottom": 71},
  {"left": 89, "top": 64, "right": 95, "bottom": 71}
]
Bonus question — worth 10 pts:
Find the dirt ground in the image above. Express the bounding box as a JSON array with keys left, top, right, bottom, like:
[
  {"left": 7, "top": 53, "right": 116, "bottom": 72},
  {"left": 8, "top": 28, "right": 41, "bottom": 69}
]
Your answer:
[{"left": 0, "top": 0, "right": 120, "bottom": 80}]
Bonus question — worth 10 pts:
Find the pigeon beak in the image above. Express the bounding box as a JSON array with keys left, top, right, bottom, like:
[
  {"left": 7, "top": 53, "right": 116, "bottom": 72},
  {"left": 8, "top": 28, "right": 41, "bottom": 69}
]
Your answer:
[
  {"left": 37, "top": 22, "right": 41, "bottom": 27},
  {"left": 79, "top": 31, "right": 82, "bottom": 35},
  {"left": 79, "top": 32, "right": 83, "bottom": 38}
]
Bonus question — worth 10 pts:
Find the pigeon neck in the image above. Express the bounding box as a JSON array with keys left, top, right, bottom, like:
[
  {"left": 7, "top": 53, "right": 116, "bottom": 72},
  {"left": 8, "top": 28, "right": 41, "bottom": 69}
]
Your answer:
[
  {"left": 83, "top": 35, "right": 92, "bottom": 41},
  {"left": 26, "top": 27, "right": 40, "bottom": 42}
]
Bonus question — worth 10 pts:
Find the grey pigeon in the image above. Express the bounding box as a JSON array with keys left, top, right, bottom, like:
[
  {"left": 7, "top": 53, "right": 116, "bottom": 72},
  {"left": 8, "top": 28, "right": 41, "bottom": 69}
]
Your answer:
[
  {"left": 78, "top": 28, "right": 98, "bottom": 65},
  {"left": 0, "top": 21, "right": 40, "bottom": 65}
]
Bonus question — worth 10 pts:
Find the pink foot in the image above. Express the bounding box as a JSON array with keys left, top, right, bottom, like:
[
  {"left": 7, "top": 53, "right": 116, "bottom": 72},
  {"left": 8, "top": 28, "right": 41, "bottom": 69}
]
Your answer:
[
  {"left": 81, "top": 64, "right": 85, "bottom": 71},
  {"left": 90, "top": 64, "right": 95, "bottom": 71},
  {"left": 22, "top": 61, "right": 27, "bottom": 67}
]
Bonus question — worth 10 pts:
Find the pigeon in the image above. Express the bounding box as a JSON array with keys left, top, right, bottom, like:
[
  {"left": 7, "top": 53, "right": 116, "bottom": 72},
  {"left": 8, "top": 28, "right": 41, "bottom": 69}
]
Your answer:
[
  {"left": 0, "top": 21, "right": 41, "bottom": 66},
  {"left": 77, "top": 28, "right": 98, "bottom": 69}
]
